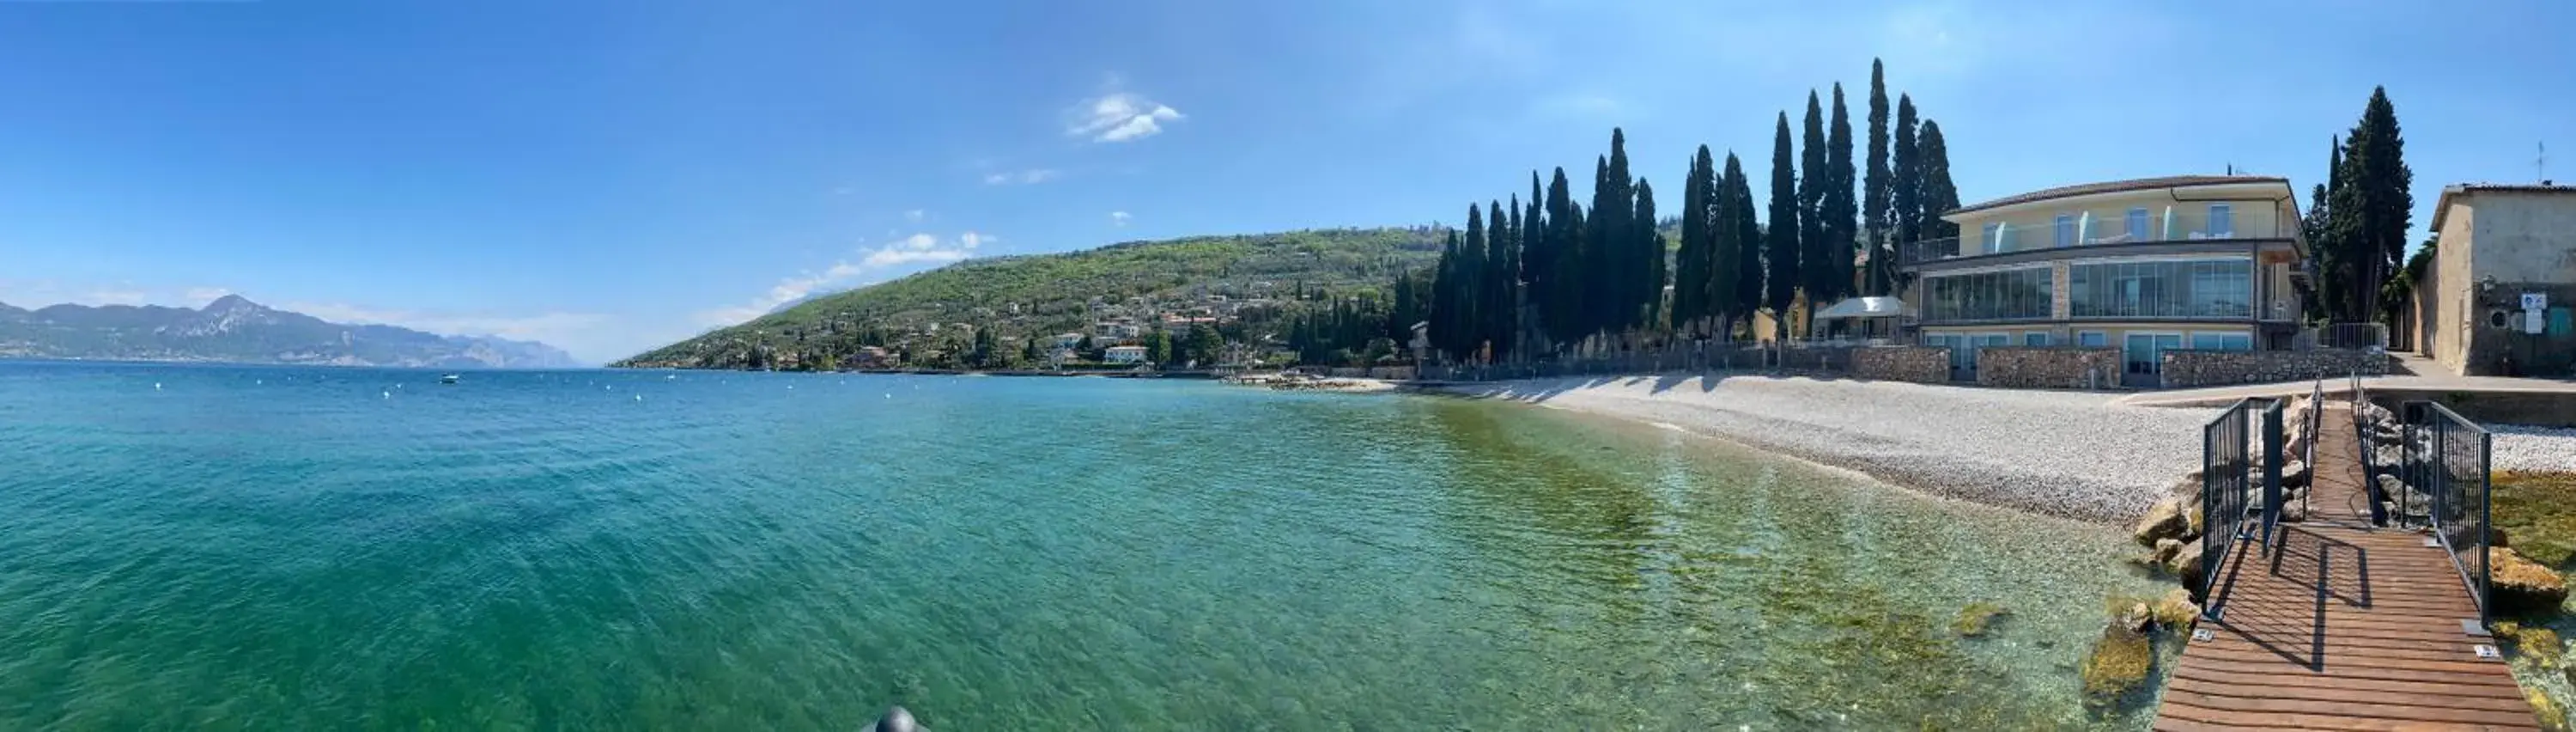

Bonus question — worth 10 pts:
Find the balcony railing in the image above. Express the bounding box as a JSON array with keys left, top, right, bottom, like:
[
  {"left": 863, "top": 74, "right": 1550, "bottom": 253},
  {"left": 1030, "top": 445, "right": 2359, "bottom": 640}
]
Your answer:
[{"left": 1901, "top": 210, "right": 2292, "bottom": 265}]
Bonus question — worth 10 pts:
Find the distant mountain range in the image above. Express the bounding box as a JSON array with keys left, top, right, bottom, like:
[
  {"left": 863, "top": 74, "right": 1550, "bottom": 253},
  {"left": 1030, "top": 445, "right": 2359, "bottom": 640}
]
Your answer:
[{"left": 0, "top": 295, "right": 580, "bottom": 368}]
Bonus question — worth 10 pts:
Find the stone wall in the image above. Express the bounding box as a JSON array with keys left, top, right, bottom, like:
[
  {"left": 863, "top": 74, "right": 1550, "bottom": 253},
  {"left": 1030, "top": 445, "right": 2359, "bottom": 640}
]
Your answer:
[
  {"left": 2160, "top": 348, "right": 2393, "bottom": 388},
  {"left": 1976, "top": 346, "right": 2123, "bottom": 389},
  {"left": 1852, "top": 346, "right": 1950, "bottom": 384}
]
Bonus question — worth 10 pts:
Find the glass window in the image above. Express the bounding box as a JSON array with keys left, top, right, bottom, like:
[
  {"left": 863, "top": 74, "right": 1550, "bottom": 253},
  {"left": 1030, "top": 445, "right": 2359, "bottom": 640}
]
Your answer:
[
  {"left": 2054, "top": 215, "right": 2075, "bottom": 247},
  {"left": 2126, "top": 208, "right": 2149, "bottom": 240},
  {"left": 2077, "top": 331, "right": 2108, "bottom": 347},
  {"left": 1981, "top": 223, "right": 2001, "bottom": 253},
  {"left": 2207, "top": 204, "right": 2233, "bottom": 237},
  {"left": 1921, "top": 266, "right": 2053, "bottom": 322},
  {"left": 2190, "top": 332, "right": 2226, "bottom": 350},
  {"left": 2025, "top": 332, "right": 2049, "bottom": 346},
  {"left": 2068, "top": 258, "right": 2253, "bottom": 320}
]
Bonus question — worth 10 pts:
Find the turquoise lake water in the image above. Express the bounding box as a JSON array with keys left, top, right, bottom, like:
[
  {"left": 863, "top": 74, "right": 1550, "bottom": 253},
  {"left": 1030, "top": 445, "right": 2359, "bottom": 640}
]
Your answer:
[{"left": 0, "top": 362, "right": 2172, "bottom": 729}]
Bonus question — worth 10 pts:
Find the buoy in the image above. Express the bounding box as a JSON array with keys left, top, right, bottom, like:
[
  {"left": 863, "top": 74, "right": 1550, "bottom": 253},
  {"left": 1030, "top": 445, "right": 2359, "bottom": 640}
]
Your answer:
[{"left": 154, "top": 382, "right": 162, "bottom": 390}]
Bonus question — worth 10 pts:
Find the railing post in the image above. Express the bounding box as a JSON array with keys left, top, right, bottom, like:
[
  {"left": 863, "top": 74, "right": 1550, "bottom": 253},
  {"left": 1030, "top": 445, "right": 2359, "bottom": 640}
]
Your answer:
[{"left": 2263, "top": 400, "right": 2284, "bottom": 550}]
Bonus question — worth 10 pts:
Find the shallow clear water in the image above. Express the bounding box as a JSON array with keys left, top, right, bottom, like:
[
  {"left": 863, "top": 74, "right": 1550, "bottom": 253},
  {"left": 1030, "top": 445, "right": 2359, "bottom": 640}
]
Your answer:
[{"left": 0, "top": 363, "right": 2170, "bottom": 729}]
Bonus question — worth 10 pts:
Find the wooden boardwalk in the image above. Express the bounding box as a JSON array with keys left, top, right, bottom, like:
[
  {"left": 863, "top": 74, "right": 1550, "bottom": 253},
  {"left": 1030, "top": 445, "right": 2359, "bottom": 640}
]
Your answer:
[{"left": 2155, "top": 402, "right": 2537, "bottom": 730}]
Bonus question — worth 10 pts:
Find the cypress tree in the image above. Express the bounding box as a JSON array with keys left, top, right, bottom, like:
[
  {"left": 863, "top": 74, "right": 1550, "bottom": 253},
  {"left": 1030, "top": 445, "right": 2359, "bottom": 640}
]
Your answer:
[
  {"left": 1587, "top": 155, "right": 1613, "bottom": 342},
  {"left": 2303, "top": 137, "right": 2342, "bottom": 322},
  {"left": 1634, "top": 178, "right": 1662, "bottom": 332},
  {"left": 1461, "top": 204, "right": 1489, "bottom": 360},
  {"left": 1675, "top": 149, "right": 1713, "bottom": 337},
  {"left": 1485, "top": 199, "right": 1514, "bottom": 360},
  {"left": 1798, "top": 94, "right": 1828, "bottom": 332},
  {"left": 1917, "top": 120, "right": 1960, "bottom": 243},
  {"left": 1543, "top": 168, "right": 1579, "bottom": 350},
  {"left": 1863, "top": 58, "right": 1892, "bottom": 296},
  {"left": 1727, "top": 152, "right": 1763, "bottom": 341},
  {"left": 1606, "top": 130, "right": 1637, "bottom": 338},
  {"left": 1522, "top": 172, "right": 1552, "bottom": 349},
  {"left": 1823, "top": 82, "right": 1859, "bottom": 308},
  {"left": 2331, "top": 87, "right": 2413, "bottom": 326},
  {"left": 1890, "top": 95, "right": 1921, "bottom": 283},
  {"left": 1766, "top": 113, "right": 1802, "bottom": 340},
  {"left": 1522, "top": 180, "right": 1542, "bottom": 355}
]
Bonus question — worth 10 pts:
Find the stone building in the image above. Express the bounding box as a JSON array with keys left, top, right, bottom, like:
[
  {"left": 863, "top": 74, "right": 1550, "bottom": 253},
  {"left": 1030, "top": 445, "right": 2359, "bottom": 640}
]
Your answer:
[{"left": 2411, "top": 184, "right": 2576, "bottom": 377}]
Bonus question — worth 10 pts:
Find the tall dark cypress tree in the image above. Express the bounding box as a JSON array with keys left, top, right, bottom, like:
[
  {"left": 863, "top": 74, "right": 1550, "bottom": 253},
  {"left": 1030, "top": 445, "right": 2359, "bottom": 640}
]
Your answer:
[
  {"left": 1797, "top": 93, "right": 1828, "bottom": 331},
  {"left": 1765, "top": 113, "right": 1802, "bottom": 340},
  {"left": 2331, "top": 87, "right": 2413, "bottom": 326},
  {"left": 1461, "top": 204, "right": 1488, "bottom": 360},
  {"left": 1917, "top": 120, "right": 1959, "bottom": 243},
  {"left": 1863, "top": 58, "right": 1893, "bottom": 296},
  {"left": 1543, "top": 168, "right": 1580, "bottom": 350},
  {"left": 1522, "top": 172, "right": 1552, "bottom": 349},
  {"left": 1726, "top": 152, "right": 1764, "bottom": 341},
  {"left": 1605, "top": 130, "right": 1637, "bottom": 339},
  {"left": 1585, "top": 155, "right": 1612, "bottom": 342},
  {"left": 1677, "top": 148, "right": 1716, "bottom": 337},
  {"left": 1634, "top": 178, "right": 1662, "bottom": 332},
  {"left": 1485, "top": 199, "right": 1513, "bottom": 360},
  {"left": 1823, "top": 82, "right": 1859, "bottom": 309},
  {"left": 2303, "top": 137, "right": 2343, "bottom": 322},
  {"left": 1431, "top": 230, "right": 1461, "bottom": 357},
  {"left": 1522, "top": 178, "right": 1543, "bottom": 355},
  {"left": 1889, "top": 95, "right": 1922, "bottom": 288}
]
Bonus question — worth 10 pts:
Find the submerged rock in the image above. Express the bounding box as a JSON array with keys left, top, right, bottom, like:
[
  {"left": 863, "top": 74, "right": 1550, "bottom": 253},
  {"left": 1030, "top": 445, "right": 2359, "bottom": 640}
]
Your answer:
[
  {"left": 1952, "top": 601, "right": 2011, "bottom": 637},
  {"left": 2148, "top": 538, "right": 2184, "bottom": 567},
  {"left": 2494, "top": 547, "right": 2570, "bottom": 615},
  {"left": 2081, "top": 624, "right": 2154, "bottom": 703},
  {"left": 872, "top": 706, "right": 923, "bottom": 732}
]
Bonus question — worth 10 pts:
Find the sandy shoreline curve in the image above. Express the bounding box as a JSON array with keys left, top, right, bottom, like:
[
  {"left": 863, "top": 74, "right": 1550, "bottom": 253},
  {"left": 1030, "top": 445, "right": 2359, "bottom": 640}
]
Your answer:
[{"left": 1429, "top": 375, "right": 2221, "bottom": 525}]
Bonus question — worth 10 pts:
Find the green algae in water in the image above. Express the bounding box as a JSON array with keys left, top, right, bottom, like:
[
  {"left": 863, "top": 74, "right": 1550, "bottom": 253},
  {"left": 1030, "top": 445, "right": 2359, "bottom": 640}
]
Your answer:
[
  {"left": 0, "top": 366, "right": 2176, "bottom": 729},
  {"left": 1954, "top": 601, "right": 2012, "bottom": 637}
]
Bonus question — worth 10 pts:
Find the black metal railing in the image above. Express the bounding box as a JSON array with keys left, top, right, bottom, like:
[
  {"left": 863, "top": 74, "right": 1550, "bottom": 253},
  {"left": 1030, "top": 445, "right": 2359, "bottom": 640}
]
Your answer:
[
  {"left": 2202, "top": 397, "right": 2284, "bottom": 615},
  {"left": 2397, "top": 400, "right": 2496, "bottom": 625},
  {"left": 2297, "top": 379, "right": 2324, "bottom": 518},
  {"left": 2351, "top": 370, "right": 2390, "bottom": 525}
]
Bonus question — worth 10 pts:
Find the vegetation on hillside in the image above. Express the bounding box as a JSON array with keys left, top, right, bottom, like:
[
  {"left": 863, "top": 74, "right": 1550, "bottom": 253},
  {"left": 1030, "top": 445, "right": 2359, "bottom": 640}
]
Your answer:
[{"left": 614, "top": 228, "right": 1443, "bottom": 369}]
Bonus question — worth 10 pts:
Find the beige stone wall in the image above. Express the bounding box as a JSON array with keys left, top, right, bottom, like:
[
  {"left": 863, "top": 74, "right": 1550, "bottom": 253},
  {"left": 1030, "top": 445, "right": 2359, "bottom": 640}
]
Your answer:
[
  {"left": 2159, "top": 349, "right": 2391, "bottom": 388},
  {"left": 1852, "top": 346, "right": 1950, "bottom": 384},
  {"left": 2050, "top": 262, "right": 2073, "bottom": 320},
  {"left": 1974, "top": 347, "right": 2122, "bottom": 389}
]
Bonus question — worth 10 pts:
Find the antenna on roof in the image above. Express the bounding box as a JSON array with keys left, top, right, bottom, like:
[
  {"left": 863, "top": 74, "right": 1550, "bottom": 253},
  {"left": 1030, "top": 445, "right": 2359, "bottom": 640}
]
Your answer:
[{"left": 2539, "top": 142, "right": 2549, "bottom": 183}]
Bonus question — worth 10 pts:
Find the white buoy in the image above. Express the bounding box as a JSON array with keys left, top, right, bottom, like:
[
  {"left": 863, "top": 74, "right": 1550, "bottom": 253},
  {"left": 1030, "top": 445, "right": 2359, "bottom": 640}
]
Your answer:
[
  {"left": 382, "top": 391, "right": 391, "bottom": 399},
  {"left": 884, "top": 393, "right": 891, "bottom": 399},
  {"left": 154, "top": 382, "right": 162, "bottom": 390},
  {"left": 634, "top": 394, "right": 642, "bottom": 401}
]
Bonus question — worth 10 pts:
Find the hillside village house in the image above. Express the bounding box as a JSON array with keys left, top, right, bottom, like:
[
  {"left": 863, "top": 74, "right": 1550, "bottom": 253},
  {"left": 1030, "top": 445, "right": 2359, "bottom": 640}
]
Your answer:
[
  {"left": 1899, "top": 175, "right": 2310, "bottom": 383},
  {"left": 1103, "top": 345, "right": 1149, "bottom": 364},
  {"left": 2409, "top": 184, "right": 2576, "bottom": 376}
]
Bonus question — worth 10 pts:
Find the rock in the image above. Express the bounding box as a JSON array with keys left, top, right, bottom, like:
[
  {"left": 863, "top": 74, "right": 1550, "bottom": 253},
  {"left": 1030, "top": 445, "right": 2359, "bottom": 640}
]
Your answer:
[
  {"left": 2118, "top": 601, "right": 2154, "bottom": 633},
  {"left": 872, "top": 706, "right": 924, "bottom": 732},
  {"left": 2081, "top": 624, "right": 2154, "bottom": 703},
  {"left": 1953, "top": 601, "right": 2011, "bottom": 637},
  {"left": 2494, "top": 527, "right": 2512, "bottom": 548},
  {"left": 2494, "top": 547, "right": 2570, "bottom": 615},
  {"left": 2281, "top": 460, "right": 2311, "bottom": 489},
  {"left": 2529, "top": 686, "right": 2570, "bottom": 732},
  {"left": 2132, "top": 497, "right": 2190, "bottom": 547},
  {"left": 2150, "top": 538, "right": 2184, "bottom": 566},
  {"left": 2280, "top": 500, "right": 2306, "bottom": 523},
  {"left": 2171, "top": 541, "right": 2213, "bottom": 595},
  {"left": 2152, "top": 588, "right": 2200, "bottom": 630}
]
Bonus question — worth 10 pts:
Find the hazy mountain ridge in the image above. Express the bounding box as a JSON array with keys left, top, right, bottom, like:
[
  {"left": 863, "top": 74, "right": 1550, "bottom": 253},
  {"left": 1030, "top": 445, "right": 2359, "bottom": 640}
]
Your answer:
[{"left": 0, "top": 295, "right": 580, "bottom": 368}]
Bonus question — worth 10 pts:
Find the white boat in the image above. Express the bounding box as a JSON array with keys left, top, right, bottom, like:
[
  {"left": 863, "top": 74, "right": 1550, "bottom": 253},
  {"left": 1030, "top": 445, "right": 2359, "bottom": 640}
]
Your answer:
[{"left": 439, "top": 374, "right": 460, "bottom": 384}]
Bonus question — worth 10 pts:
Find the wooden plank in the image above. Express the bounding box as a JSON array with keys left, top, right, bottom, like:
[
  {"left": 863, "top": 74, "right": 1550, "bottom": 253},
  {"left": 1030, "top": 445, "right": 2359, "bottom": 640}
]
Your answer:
[{"left": 2156, "top": 408, "right": 2540, "bottom": 730}]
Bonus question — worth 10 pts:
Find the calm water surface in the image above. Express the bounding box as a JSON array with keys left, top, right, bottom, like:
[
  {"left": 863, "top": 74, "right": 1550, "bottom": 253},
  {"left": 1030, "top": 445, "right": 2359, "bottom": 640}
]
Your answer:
[{"left": 0, "top": 363, "right": 2168, "bottom": 729}]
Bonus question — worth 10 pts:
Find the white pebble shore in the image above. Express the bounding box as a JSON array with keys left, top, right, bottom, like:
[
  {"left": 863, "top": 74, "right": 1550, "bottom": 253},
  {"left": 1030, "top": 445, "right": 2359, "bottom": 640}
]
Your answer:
[
  {"left": 1440, "top": 375, "right": 2221, "bottom": 525},
  {"left": 2492, "top": 424, "right": 2576, "bottom": 473}
]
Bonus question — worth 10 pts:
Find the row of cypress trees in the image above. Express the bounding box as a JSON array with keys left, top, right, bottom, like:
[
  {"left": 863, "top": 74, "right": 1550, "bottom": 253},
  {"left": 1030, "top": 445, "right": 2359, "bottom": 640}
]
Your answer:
[{"left": 1424, "top": 58, "right": 1959, "bottom": 363}]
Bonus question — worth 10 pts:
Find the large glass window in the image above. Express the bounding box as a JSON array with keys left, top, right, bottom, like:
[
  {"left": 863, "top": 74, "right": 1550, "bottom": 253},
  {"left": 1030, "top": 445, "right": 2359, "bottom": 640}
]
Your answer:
[
  {"left": 2126, "top": 208, "right": 2149, "bottom": 240},
  {"left": 2053, "top": 215, "right": 2075, "bottom": 247},
  {"left": 1923, "top": 267, "right": 2053, "bottom": 322},
  {"left": 2069, "top": 258, "right": 2253, "bottom": 319},
  {"left": 2207, "top": 204, "right": 2233, "bottom": 237}
]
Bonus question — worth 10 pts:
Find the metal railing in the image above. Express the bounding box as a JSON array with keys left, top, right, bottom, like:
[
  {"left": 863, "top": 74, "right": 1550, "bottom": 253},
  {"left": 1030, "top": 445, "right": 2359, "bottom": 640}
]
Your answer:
[
  {"left": 1416, "top": 339, "right": 1866, "bottom": 381},
  {"left": 2202, "top": 396, "right": 2285, "bottom": 616},
  {"left": 1900, "top": 210, "right": 2295, "bottom": 265},
  {"left": 2297, "top": 378, "right": 2324, "bottom": 518},
  {"left": 2397, "top": 400, "right": 2496, "bottom": 625},
  {"left": 2351, "top": 370, "right": 2391, "bottom": 525}
]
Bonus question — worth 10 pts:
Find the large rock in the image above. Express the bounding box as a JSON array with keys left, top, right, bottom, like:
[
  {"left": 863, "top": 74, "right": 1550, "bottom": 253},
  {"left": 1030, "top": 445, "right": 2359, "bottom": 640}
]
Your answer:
[
  {"left": 2133, "top": 497, "right": 2190, "bottom": 547},
  {"left": 2171, "top": 541, "right": 2214, "bottom": 594},
  {"left": 2081, "top": 624, "right": 2154, "bottom": 703},
  {"left": 2494, "top": 547, "right": 2570, "bottom": 615},
  {"left": 2149, "top": 538, "right": 2184, "bottom": 566},
  {"left": 2151, "top": 588, "right": 2200, "bottom": 630}
]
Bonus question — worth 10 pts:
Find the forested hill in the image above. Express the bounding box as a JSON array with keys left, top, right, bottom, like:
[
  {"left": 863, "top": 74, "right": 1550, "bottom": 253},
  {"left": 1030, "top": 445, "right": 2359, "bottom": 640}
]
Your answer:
[{"left": 617, "top": 227, "right": 1445, "bottom": 369}]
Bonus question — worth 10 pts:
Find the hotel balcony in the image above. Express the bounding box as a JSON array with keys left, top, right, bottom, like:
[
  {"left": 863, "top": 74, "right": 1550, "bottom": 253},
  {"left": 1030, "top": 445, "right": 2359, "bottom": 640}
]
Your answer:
[{"left": 1899, "top": 209, "right": 2297, "bottom": 268}]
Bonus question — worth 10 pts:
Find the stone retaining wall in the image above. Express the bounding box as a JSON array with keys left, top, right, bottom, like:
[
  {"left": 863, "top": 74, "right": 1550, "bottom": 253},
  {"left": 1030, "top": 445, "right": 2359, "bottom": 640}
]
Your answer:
[
  {"left": 1976, "top": 347, "right": 2124, "bottom": 389},
  {"left": 2160, "top": 348, "right": 2393, "bottom": 389},
  {"left": 1852, "top": 346, "right": 1950, "bottom": 384}
]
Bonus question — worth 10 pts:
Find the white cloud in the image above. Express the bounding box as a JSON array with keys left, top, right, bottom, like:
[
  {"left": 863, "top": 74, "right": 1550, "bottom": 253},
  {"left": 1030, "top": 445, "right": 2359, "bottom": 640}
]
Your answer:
[
  {"left": 1066, "top": 92, "right": 1183, "bottom": 143},
  {"left": 694, "top": 232, "right": 986, "bottom": 327},
  {"left": 981, "top": 168, "right": 1061, "bottom": 186},
  {"left": 1109, "top": 211, "right": 1132, "bottom": 227},
  {"left": 903, "top": 209, "right": 927, "bottom": 223}
]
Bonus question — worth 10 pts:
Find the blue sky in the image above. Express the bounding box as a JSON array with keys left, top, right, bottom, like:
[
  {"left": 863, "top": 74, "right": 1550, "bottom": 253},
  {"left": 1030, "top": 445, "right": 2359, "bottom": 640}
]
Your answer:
[{"left": 2, "top": 1, "right": 2568, "bottom": 363}]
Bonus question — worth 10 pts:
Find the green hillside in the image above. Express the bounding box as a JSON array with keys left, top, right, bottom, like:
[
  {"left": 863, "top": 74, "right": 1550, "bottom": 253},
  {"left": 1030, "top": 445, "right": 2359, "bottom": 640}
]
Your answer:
[{"left": 617, "top": 227, "right": 1446, "bottom": 369}]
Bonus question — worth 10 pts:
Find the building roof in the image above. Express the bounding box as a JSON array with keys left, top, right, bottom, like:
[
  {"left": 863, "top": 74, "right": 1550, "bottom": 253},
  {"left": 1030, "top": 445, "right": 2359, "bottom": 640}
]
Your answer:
[
  {"left": 1814, "top": 296, "right": 1911, "bottom": 320},
  {"left": 1947, "top": 175, "right": 2291, "bottom": 217},
  {"left": 2431, "top": 182, "right": 2576, "bottom": 232}
]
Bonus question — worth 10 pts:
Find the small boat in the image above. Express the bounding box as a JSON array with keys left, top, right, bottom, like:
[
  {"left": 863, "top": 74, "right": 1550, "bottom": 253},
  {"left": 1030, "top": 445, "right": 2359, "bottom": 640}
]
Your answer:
[{"left": 439, "top": 374, "right": 460, "bottom": 384}]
